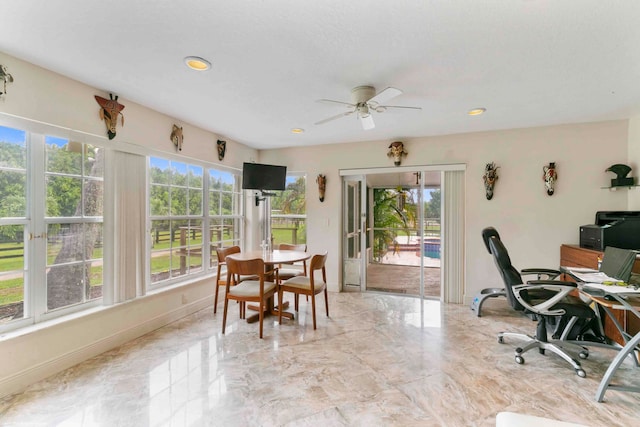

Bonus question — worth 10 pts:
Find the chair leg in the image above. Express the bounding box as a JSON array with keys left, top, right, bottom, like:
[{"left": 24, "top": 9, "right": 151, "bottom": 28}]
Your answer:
[
  {"left": 295, "top": 294, "right": 299, "bottom": 311},
  {"left": 259, "top": 299, "right": 264, "bottom": 339},
  {"left": 222, "top": 298, "right": 229, "bottom": 334},
  {"left": 324, "top": 288, "right": 329, "bottom": 316},
  {"left": 311, "top": 292, "right": 317, "bottom": 330},
  {"left": 214, "top": 284, "right": 220, "bottom": 314},
  {"left": 278, "top": 289, "right": 283, "bottom": 325}
]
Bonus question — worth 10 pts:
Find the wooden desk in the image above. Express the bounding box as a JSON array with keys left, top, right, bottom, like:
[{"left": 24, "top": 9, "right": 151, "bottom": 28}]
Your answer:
[
  {"left": 226, "top": 250, "right": 311, "bottom": 323},
  {"left": 561, "top": 244, "right": 640, "bottom": 344}
]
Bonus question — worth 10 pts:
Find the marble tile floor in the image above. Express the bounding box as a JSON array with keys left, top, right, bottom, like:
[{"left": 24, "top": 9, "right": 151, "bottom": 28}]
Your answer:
[{"left": 1, "top": 294, "right": 639, "bottom": 426}]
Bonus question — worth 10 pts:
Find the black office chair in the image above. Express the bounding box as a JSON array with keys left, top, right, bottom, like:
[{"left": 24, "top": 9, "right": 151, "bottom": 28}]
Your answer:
[
  {"left": 486, "top": 228, "right": 599, "bottom": 377},
  {"left": 472, "top": 227, "right": 561, "bottom": 317},
  {"left": 470, "top": 228, "right": 507, "bottom": 316}
]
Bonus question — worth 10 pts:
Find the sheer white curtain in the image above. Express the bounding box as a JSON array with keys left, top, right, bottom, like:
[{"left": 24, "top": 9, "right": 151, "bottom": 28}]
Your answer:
[
  {"left": 442, "top": 170, "right": 465, "bottom": 303},
  {"left": 104, "top": 150, "right": 146, "bottom": 304}
]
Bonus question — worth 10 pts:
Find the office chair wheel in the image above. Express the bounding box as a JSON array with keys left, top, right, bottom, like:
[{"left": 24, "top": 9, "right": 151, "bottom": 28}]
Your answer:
[
  {"left": 579, "top": 350, "right": 589, "bottom": 359},
  {"left": 515, "top": 355, "right": 525, "bottom": 365},
  {"left": 515, "top": 347, "right": 523, "bottom": 353},
  {"left": 576, "top": 368, "right": 586, "bottom": 378},
  {"left": 539, "top": 348, "right": 545, "bottom": 355},
  {"left": 498, "top": 336, "right": 504, "bottom": 344}
]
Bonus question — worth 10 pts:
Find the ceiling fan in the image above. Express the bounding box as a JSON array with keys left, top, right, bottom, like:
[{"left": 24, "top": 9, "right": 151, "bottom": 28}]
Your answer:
[{"left": 315, "top": 86, "right": 421, "bottom": 130}]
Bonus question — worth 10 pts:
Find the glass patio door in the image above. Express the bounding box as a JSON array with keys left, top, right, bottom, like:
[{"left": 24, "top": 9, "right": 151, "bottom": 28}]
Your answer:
[{"left": 342, "top": 175, "right": 366, "bottom": 291}]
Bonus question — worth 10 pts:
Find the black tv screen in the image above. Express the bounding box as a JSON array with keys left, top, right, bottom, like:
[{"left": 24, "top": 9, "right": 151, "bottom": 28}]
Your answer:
[{"left": 242, "top": 162, "right": 287, "bottom": 191}]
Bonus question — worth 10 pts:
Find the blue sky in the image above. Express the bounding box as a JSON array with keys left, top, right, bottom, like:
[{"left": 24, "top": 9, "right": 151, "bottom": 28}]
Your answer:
[{"left": 0, "top": 125, "right": 26, "bottom": 143}]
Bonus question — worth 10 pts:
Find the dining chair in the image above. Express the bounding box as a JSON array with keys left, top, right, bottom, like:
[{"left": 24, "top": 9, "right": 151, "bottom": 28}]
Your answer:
[
  {"left": 222, "top": 257, "right": 280, "bottom": 339},
  {"left": 278, "top": 252, "right": 328, "bottom": 330},
  {"left": 213, "top": 246, "right": 257, "bottom": 313},
  {"left": 277, "top": 243, "right": 308, "bottom": 283}
]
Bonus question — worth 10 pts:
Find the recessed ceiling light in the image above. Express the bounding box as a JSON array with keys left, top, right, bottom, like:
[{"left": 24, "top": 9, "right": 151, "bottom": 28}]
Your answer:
[
  {"left": 291, "top": 128, "right": 305, "bottom": 134},
  {"left": 184, "top": 56, "right": 211, "bottom": 71},
  {"left": 468, "top": 108, "right": 486, "bottom": 116}
]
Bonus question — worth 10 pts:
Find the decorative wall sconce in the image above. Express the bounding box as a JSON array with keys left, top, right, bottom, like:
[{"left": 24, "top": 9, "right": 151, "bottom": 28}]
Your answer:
[
  {"left": 170, "top": 125, "right": 183, "bottom": 151},
  {"left": 482, "top": 162, "right": 499, "bottom": 200},
  {"left": 606, "top": 164, "right": 635, "bottom": 187},
  {"left": 95, "top": 94, "right": 125, "bottom": 140},
  {"left": 543, "top": 162, "right": 557, "bottom": 196},
  {"left": 316, "top": 174, "right": 326, "bottom": 202},
  {"left": 387, "top": 141, "right": 407, "bottom": 166},
  {"left": 217, "top": 139, "right": 226, "bottom": 161},
  {"left": 0, "top": 64, "right": 14, "bottom": 96}
]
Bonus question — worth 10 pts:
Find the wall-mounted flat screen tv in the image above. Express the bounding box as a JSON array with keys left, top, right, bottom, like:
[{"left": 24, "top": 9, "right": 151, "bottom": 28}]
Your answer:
[{"left": 242, "top": 162, "right": 287, "bottom": 191}]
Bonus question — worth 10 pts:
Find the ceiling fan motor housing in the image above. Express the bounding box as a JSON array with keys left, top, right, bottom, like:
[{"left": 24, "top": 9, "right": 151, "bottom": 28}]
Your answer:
[{"left": 351, "top": 85, "right": 376, "bottom": 104}]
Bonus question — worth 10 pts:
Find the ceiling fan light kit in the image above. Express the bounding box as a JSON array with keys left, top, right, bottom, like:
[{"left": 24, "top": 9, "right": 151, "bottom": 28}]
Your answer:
[{"left": 315, "top": 85, "right": 421, "bottom": 130}]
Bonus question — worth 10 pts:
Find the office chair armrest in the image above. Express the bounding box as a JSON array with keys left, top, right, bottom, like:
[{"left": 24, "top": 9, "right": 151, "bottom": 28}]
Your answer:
[
  {"left": 520, "top": 268, "right": 562, "bottom": 280},
  {"left": 512, "top": 280, "right": 577, "bottom": 316}
]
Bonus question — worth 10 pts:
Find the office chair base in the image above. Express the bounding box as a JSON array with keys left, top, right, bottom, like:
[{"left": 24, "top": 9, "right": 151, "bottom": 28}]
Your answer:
[
  {"left": 471, "top": 287, "right": 506, "bottom": 317},
  {"left": 498, "top": 332, "right": 588, "bottom": 377},
  {"left": 497, "top": 331, "right": 531, "bottom": 344}
]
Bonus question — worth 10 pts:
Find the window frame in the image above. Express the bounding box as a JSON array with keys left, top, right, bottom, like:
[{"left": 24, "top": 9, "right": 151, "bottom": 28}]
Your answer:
[
  {"left": 0, "top": 119, "right": 107, "bottom": 332},
  {"left": 147, "top": 156, "right": 244, "bottom": 290}
]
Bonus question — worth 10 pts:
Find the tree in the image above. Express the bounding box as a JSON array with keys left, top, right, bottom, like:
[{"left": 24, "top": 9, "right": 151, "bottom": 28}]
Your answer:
[
  {"left": 271, "top": 176, "right": 305, "bottom": 214},
  {"left": 46, "top": 145, "right": 104, "bottom": 310},
  {"left": 426, "top": 189, "right": 441, "bottom": 220},
  {"left": 372, "top": 188, "right": 409, "bottom": 261},
  {"left": 271, "top": 176, "right": 306, "bottom": 244},
  {"left": 0, "top": 141, "right": 27, "bottom": 239}
]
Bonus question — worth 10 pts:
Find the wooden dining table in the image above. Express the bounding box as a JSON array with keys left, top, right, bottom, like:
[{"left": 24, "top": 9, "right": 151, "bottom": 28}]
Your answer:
[{"left": 225, "top": 249, "right": 311, "bottom": 323}]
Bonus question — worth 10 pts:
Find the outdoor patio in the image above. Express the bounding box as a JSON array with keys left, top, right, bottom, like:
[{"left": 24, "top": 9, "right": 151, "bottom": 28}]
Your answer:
[{"left": 367, "top": 249, "right": 441, "bottom": 297}]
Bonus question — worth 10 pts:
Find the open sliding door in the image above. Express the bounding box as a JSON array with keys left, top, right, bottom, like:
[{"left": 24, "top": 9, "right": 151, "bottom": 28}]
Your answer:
[
  {"left": 341, "top": 164, "right": 465, "bottom": 300},
  {"left": 342, "top": 175, "right": 366, "bottom": 291}
]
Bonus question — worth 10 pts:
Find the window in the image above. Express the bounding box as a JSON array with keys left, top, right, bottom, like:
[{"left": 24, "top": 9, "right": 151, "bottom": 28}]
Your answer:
[
  {"left": 271, "top": 174, "right": 306, "bottom": 246},
  {"left": 208, "top": 168, "right": 242, "bottom": 269},
  {"left": 0, "top": 126, "right": 27, "bottom": 324},
  {"left": 45, "top": 137, "right": 104, "bottom": 311},
  {"left": 0, "top": 124, "right": 104, "bottom": 329},
  {"left": 148, "top": 158, "right": 243, "bottom": 285},
  {"left": 149, "top": 158, "right": 204, "bottom": 285}
]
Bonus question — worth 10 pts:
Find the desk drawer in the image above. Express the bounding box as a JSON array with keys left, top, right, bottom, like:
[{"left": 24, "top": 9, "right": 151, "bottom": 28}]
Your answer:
[{"left": 560, "top": 244, "right": 600, "bottom": 268}]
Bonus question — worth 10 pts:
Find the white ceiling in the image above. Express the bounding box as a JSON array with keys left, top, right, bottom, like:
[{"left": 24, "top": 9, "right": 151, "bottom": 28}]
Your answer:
[{"left": 2, "top": 1, "right": 640, "bottom": 150}]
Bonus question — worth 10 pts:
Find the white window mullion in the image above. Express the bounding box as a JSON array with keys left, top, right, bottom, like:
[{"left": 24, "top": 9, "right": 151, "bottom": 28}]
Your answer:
[
  {"left": 202, "top": 167, "right": 211, "bottom": 273},
  {"left": 29, "top": 133, "right": 47, "bottom": 322}
]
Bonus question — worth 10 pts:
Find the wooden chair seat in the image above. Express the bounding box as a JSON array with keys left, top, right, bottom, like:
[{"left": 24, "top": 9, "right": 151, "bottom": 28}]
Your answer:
[
  {"left": 279, "top": 252, "right": 328, "bottom": 330},
  {"left": 278, "top": 275, "right": 325, "bottom": 292},
  {"left": 277, "top": 243, "right": 307, "bottom": 282},
  {"left": 277, "top": 267, "right": 305, "bottom": 280},
  {"left": 222, "top": 257, "right": 280, "bottom": 338},
  {"left": 229, "top": 280, "right": 277, "bottom": 297},
  {"left": 214, "top": 246, "right": 257, "bottom": 313}
]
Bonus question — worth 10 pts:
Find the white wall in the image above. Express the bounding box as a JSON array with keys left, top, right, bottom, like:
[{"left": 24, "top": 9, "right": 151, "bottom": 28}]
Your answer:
[
  {"left": 0, "top": 51, "right": 258, "bottom": 397},
  {"left": 259, "top": 120, "right": 631, "bottom": 300},
  {"left": 0, "top": 51, "right": 256, "bottom": 166}
]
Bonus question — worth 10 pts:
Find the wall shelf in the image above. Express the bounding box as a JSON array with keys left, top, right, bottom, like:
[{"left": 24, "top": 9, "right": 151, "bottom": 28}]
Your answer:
[{"left": 601, "top": 185, "right": 639, "bottom": 191}]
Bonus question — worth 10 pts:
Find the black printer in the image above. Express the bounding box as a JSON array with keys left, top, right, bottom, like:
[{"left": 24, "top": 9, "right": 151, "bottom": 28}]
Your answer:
[{"left": 580, "top": 211, "right": 640, "bottom": 251}]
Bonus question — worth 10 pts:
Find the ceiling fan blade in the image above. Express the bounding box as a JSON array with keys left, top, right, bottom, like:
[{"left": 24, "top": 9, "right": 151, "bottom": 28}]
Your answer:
[
  {"left": 317, "top": 99, "right": 355, "bottom": 107},
  {"left": 367, "top": 87, "right": 402, "bottom": 105},
  {"left": 315, "top": 110, "right": 354, "bottom": 125},
  {"left": 359, "top": 113, "right": 375, "bottom": 130},
  {"left": 379, "top": 105, "right": 422, "bottom": 111}
]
